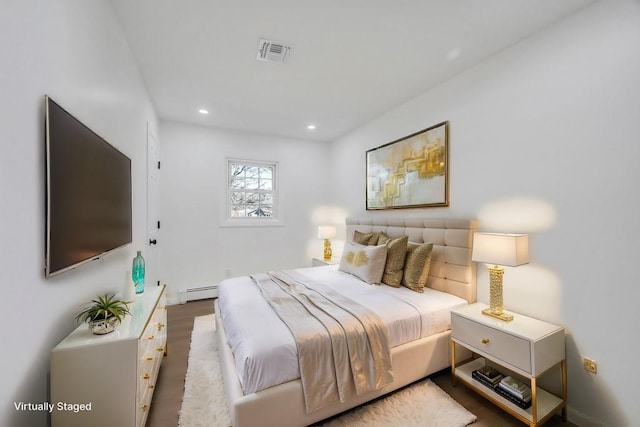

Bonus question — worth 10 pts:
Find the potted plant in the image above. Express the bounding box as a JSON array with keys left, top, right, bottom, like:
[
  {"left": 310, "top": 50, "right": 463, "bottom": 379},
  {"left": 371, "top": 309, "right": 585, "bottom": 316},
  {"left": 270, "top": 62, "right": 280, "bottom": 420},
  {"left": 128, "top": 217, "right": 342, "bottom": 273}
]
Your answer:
[{"left": 75, "top": 293, "right": 131, "bottom": 335}]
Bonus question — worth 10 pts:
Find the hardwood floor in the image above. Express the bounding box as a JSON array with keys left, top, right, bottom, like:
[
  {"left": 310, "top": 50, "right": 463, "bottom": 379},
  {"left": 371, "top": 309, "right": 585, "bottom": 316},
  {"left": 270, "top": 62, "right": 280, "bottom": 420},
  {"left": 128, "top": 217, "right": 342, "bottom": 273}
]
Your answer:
[
  {"left": 146, "top": 299, "right": 575, "bottom": 427},
  {"left": 146, "top": 298, "right": 214, "bottom": 427}
]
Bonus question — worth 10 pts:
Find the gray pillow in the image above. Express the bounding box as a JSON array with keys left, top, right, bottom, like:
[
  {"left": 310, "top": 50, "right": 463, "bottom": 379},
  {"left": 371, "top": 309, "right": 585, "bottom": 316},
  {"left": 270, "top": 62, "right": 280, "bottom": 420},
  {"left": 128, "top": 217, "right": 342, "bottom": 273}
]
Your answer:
[
  {"left": 401, "top": 242, "right": 433, "bottom": 293},
  {"left": 378, "top": 233, "right": 409, "bottom": 288},
  {"left": 352, "top": 230, "right": 380, "bottom": 245}
]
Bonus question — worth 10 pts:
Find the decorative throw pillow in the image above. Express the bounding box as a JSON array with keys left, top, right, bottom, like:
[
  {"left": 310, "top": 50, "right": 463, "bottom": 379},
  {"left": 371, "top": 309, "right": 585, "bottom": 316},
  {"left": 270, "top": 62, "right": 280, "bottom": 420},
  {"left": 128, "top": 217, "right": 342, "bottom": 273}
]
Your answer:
[
  {"left": 377, "top": 233, "right": 409, "bottom": 288},
  {"left": 401, "top": 242, "right": 434, "bottom": 293},
  {"left": 338, "top": 241, "right": 388, "bottom": 284},
  {"left": 353, "top": 230, "right": 380, "bottom": 246}
]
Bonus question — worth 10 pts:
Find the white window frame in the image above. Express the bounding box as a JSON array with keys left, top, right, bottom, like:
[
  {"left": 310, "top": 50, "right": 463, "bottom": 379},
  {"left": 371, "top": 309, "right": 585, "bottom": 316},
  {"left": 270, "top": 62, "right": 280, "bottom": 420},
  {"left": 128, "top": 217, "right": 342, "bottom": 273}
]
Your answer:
[{"left": 221, "top": 158, "right": 283, "bottom": 227}]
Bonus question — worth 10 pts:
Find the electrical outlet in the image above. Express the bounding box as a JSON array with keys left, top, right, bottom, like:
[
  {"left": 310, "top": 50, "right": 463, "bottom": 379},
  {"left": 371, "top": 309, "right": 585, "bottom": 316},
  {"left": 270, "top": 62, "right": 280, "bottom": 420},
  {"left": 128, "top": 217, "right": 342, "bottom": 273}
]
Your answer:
[{"left": 583, "top": 357, "right": 597, "bottom": 374}]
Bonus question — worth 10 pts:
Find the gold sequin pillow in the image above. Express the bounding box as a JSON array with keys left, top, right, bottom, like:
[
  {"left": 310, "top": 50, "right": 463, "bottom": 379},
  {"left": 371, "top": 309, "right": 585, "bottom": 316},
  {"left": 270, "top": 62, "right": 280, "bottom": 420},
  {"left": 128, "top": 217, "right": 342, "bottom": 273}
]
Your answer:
[
  {"left": 377, "top": 233, "right": 409, "bottom": 288},
  {"left": 353, "top": 230, "right": 381, "bottom": 245},
  {"left": 401, "top": 242, "right": 434, "bottom": 293},
  {"left": 338, "top": 241, "right": 388, "bottom": 284}
]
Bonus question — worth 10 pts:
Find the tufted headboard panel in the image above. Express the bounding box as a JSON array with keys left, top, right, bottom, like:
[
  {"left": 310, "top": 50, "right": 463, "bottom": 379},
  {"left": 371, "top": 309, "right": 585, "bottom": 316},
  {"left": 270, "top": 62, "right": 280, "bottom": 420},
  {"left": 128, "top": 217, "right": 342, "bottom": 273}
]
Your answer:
[{"left": 345, "top": 217, "right": 478, "bottom": 303}]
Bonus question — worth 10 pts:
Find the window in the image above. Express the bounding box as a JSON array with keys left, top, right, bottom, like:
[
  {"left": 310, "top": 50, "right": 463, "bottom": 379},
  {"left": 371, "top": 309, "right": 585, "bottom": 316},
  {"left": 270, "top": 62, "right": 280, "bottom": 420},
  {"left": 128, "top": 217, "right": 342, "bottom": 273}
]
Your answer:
[{"left": 224, "top": 159, "right": 281, "bottom": 226}]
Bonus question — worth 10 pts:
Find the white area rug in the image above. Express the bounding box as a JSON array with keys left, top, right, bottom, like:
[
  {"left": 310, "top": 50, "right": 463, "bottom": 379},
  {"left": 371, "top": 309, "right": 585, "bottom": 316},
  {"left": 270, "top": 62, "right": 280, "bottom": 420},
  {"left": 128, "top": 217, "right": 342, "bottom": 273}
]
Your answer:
[
  {"left": 178, "top": 315, "right": 231, "bottom": 427},
  {"left": 178, "top": 314, "right": 476, "bottom": 427}
]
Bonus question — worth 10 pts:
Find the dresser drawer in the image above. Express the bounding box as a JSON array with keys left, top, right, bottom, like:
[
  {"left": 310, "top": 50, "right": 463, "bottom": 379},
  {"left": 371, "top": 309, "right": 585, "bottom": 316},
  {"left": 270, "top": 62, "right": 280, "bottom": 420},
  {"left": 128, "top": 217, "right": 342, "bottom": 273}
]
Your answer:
[
  {"left": 136, "top": 286, "right": 167, "bottom": 427},
  {"left": 137, "top": 352, "right": 155, "bottom": 400},
  {"left": 452, "top": 314, "right": 532, "bottom": 373}
]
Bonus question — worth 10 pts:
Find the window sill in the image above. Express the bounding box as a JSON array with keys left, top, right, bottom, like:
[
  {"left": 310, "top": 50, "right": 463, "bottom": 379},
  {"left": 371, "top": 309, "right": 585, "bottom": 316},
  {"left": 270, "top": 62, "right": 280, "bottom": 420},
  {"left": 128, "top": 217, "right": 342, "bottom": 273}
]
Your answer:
[{"left": 220, "top": 218, "right": 284, "bottom": 228}]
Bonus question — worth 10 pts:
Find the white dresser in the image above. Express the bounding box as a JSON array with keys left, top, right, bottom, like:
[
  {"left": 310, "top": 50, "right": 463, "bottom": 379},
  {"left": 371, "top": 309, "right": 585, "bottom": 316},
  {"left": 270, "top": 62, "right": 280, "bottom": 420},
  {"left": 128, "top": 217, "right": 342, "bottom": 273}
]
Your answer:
[{"left": 51, "top": 285, "right": 167, "bottom": 427}]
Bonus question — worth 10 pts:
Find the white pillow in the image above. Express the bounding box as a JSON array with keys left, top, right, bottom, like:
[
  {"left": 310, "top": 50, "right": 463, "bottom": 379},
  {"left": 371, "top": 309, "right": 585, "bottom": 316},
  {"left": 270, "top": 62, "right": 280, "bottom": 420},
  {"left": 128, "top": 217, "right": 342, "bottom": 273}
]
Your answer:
[{"left": 338, "top": 241, "right": 388, "bottom": 284}]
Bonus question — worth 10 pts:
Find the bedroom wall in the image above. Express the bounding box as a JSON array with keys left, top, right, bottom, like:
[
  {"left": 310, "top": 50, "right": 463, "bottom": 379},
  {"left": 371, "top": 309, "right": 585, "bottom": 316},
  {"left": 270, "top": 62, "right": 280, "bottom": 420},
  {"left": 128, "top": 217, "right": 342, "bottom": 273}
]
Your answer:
[
  {"left": 157, "top": 121, "right": 334, "bottom": 303},
  {"left": 0, "top": 2, "right": 157, "bottom": 426},
  {"left": 329, "top": 1, "right": 640, "bottom": 425}
]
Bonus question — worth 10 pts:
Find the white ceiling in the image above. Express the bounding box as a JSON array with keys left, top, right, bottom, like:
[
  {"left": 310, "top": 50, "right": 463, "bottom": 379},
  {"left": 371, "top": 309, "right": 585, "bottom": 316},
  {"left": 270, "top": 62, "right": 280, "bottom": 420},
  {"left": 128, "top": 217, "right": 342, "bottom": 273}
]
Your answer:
[{"left": 110, "top": 0, "right": 595, "bottom": 142}]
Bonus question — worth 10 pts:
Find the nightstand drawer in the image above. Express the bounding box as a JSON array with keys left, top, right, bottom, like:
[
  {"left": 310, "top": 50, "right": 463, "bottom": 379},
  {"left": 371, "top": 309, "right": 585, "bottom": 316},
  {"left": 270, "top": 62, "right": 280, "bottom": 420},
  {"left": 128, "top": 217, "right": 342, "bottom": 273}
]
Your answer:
[{"left": 452, "top": 314, "right": 531, "bottom": 373}]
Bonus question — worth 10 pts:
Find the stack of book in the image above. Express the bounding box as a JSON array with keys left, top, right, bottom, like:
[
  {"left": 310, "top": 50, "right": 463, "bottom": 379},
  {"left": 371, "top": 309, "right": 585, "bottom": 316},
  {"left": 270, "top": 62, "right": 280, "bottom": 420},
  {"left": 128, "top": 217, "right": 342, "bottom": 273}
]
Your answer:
[
  {"left": 471, "top": 365, "right": 504, "bottom": 390},
  {"left": 496, "top": 376, "right": 532, "bottom": 409}
]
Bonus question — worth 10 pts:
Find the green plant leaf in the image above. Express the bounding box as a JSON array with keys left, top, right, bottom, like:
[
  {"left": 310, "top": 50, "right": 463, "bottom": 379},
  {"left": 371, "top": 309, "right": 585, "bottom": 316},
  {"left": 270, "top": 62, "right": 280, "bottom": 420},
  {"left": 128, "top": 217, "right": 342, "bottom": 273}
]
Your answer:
[{"left": 75, "top": 293, "right": 131, "bottom": 324}]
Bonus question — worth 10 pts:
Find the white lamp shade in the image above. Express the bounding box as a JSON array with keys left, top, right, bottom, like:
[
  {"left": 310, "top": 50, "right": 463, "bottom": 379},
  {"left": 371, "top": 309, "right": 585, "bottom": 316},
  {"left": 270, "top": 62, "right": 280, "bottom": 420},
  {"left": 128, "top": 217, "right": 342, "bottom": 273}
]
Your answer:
[
  {"left": 472, "top": 233, "right": 529, "bottom": 267},
  {"left": 317, "top": 225, "right": 337, "bottom": 239}
]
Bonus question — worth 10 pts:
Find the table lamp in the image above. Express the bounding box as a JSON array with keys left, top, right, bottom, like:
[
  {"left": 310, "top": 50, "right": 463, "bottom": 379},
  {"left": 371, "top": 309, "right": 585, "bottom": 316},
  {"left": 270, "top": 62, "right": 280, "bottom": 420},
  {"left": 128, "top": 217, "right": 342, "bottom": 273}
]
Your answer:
[
  {"left": 472, "top": 232, "right": 529, "bottom": 321},
  {"left": 318, "top": 225, "right": 337, "bottom": 261}
]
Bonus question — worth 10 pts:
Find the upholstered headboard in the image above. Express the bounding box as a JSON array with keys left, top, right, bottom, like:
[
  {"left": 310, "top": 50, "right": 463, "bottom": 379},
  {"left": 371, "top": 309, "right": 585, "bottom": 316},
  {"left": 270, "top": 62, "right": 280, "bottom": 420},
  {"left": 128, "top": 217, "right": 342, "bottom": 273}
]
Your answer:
[{"left": 346, "top": 217, "right": 478, "bottom": 303}]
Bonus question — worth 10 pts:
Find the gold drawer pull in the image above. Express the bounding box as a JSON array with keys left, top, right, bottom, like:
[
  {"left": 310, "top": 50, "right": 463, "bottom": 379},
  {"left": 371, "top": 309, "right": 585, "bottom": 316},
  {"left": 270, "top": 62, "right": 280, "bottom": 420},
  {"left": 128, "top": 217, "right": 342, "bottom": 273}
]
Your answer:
[
  {"left": 481, "top": 338, "right": 490, "bottom": 344},
  {"left": 148, "top": 384, "right": 154, "bottom": 389},
  {"left": 156, "top": 346, "right": 164, "bottom": 352},
  {"left": 146, "top": 357, "right": 154, "bottom": 361},
  {"left": 140, "top": 404, "right": 148, "bottom": 412},
  {"left": 142, "top": 373, "right": 150, "bottom": 379},
  {"left": 157, "top": 322, "right": 165, "bottom": 330},
  {"left": 147, "top": 335, "right": 155, "bottom": 340}
]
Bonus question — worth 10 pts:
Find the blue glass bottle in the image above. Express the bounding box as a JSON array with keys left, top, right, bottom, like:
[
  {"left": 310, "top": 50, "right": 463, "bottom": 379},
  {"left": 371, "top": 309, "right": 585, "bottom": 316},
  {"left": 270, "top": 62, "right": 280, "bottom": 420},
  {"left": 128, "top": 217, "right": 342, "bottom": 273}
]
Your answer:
[{"left": 132, "top": 251, "right": 145, "bottom": 294}]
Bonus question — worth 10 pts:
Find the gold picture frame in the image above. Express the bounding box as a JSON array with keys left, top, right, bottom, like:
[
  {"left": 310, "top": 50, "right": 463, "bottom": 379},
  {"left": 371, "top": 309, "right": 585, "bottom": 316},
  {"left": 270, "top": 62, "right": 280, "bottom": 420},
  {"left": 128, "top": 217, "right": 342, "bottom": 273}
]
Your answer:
[{"left": 366, "top": 121, "right": 449, "bottom": 210}]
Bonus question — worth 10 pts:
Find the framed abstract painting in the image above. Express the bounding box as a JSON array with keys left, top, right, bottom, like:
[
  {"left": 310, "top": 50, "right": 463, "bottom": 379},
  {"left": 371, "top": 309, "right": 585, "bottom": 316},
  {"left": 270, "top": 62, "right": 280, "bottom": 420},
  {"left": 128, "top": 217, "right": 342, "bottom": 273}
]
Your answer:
[{"left": 366, "top": 121, "right": 449, "bottom": 209}]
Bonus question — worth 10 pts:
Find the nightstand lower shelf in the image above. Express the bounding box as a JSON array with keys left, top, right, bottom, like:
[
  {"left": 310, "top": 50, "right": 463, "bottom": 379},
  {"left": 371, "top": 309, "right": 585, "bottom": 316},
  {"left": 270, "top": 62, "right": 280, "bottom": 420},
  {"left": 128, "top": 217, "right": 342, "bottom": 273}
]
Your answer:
[{"left": 453, "top": 357, "right": 564, "bottom": 426}]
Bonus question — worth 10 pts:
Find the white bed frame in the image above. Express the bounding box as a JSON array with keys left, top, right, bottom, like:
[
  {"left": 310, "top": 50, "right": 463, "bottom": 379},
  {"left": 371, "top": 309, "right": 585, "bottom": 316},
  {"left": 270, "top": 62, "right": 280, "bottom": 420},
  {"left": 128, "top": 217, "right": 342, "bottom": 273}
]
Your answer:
[{"left": 215, "top": 217, "right": 478, "bottom": 427}]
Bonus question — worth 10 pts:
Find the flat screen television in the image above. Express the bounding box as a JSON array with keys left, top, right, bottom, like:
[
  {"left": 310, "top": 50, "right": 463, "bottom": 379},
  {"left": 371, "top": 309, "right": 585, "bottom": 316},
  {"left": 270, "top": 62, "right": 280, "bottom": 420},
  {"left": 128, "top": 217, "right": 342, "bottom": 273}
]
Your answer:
[{"left": 45, "top": 96, "right": 132, "bottom": 277}]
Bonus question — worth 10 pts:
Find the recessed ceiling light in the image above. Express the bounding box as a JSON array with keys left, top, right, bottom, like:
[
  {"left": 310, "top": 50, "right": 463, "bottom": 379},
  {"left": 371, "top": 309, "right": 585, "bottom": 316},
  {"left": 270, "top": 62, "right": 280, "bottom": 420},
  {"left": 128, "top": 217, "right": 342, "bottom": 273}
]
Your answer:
[
  {"left": 307, "top": 124, "right": 316, "bottom": 130},
  {"left": 199, "top": 109, "right": 209, "bottom": 115}
]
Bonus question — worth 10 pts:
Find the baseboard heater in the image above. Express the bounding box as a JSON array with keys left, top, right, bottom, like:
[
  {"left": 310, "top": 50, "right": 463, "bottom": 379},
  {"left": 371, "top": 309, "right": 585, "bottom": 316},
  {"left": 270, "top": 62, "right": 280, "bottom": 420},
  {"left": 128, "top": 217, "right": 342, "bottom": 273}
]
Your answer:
[{"left": 178, "top": 285, "right": 218, "bottom": 304}]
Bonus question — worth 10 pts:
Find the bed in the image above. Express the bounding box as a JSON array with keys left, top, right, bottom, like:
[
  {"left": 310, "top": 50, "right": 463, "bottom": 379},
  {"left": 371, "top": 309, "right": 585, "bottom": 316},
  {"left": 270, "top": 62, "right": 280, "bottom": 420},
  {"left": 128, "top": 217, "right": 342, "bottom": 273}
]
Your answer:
[{"left": 215, "top": 217, "right": 478, "bottom": 427}]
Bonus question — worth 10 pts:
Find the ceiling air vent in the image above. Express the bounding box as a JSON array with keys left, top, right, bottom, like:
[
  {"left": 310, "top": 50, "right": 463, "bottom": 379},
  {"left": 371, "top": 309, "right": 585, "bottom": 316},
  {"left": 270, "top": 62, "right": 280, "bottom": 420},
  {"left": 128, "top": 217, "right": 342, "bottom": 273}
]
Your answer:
[{"left": 257, "top": 38, "right": 291, "bottom": 63}]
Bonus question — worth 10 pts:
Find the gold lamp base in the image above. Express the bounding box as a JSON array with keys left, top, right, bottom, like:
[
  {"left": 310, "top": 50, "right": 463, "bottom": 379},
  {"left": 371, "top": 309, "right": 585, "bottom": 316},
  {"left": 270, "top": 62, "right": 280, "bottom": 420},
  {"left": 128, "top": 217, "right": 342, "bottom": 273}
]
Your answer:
[
  {"left": 323, "top": 239, "right": 332, "bottom": 262},
  {"left": 482, "top": 307, "right": 514, "bottom": 322},
  {"left": 483, "top": 264, "right": 514, "bottom": 322}
]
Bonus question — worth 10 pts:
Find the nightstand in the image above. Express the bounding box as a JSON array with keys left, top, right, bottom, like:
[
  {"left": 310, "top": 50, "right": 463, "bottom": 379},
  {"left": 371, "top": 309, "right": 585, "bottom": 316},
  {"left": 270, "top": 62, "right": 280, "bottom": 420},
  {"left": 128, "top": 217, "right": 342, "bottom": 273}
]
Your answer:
[
  {"left": 312, "top": 257, "right": 340, "bottom": 267},
  {"left": 451, "top": 303, "right": 566, "bottom": 427}
]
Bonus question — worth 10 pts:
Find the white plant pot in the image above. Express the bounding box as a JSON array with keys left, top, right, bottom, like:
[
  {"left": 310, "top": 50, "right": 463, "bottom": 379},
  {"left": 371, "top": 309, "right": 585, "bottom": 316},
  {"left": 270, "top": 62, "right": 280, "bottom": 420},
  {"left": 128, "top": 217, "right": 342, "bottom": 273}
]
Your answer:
[{"left": 89, "top": 317, "right": 120, "bottom": 335}]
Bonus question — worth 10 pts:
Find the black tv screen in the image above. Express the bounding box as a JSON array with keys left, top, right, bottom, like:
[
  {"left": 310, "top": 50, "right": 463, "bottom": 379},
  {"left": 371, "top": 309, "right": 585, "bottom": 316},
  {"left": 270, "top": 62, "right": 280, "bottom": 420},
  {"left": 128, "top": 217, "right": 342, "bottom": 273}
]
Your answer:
[{"left": 45, "top": 96, "right": 132, "bottom": 277}]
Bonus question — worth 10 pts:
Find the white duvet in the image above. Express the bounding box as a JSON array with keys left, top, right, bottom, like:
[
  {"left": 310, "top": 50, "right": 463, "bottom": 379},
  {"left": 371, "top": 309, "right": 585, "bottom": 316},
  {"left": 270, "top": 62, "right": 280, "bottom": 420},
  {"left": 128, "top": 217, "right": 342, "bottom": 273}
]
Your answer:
[{"left": 217, "top": 265, "right": 468, "bottom": 395}]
